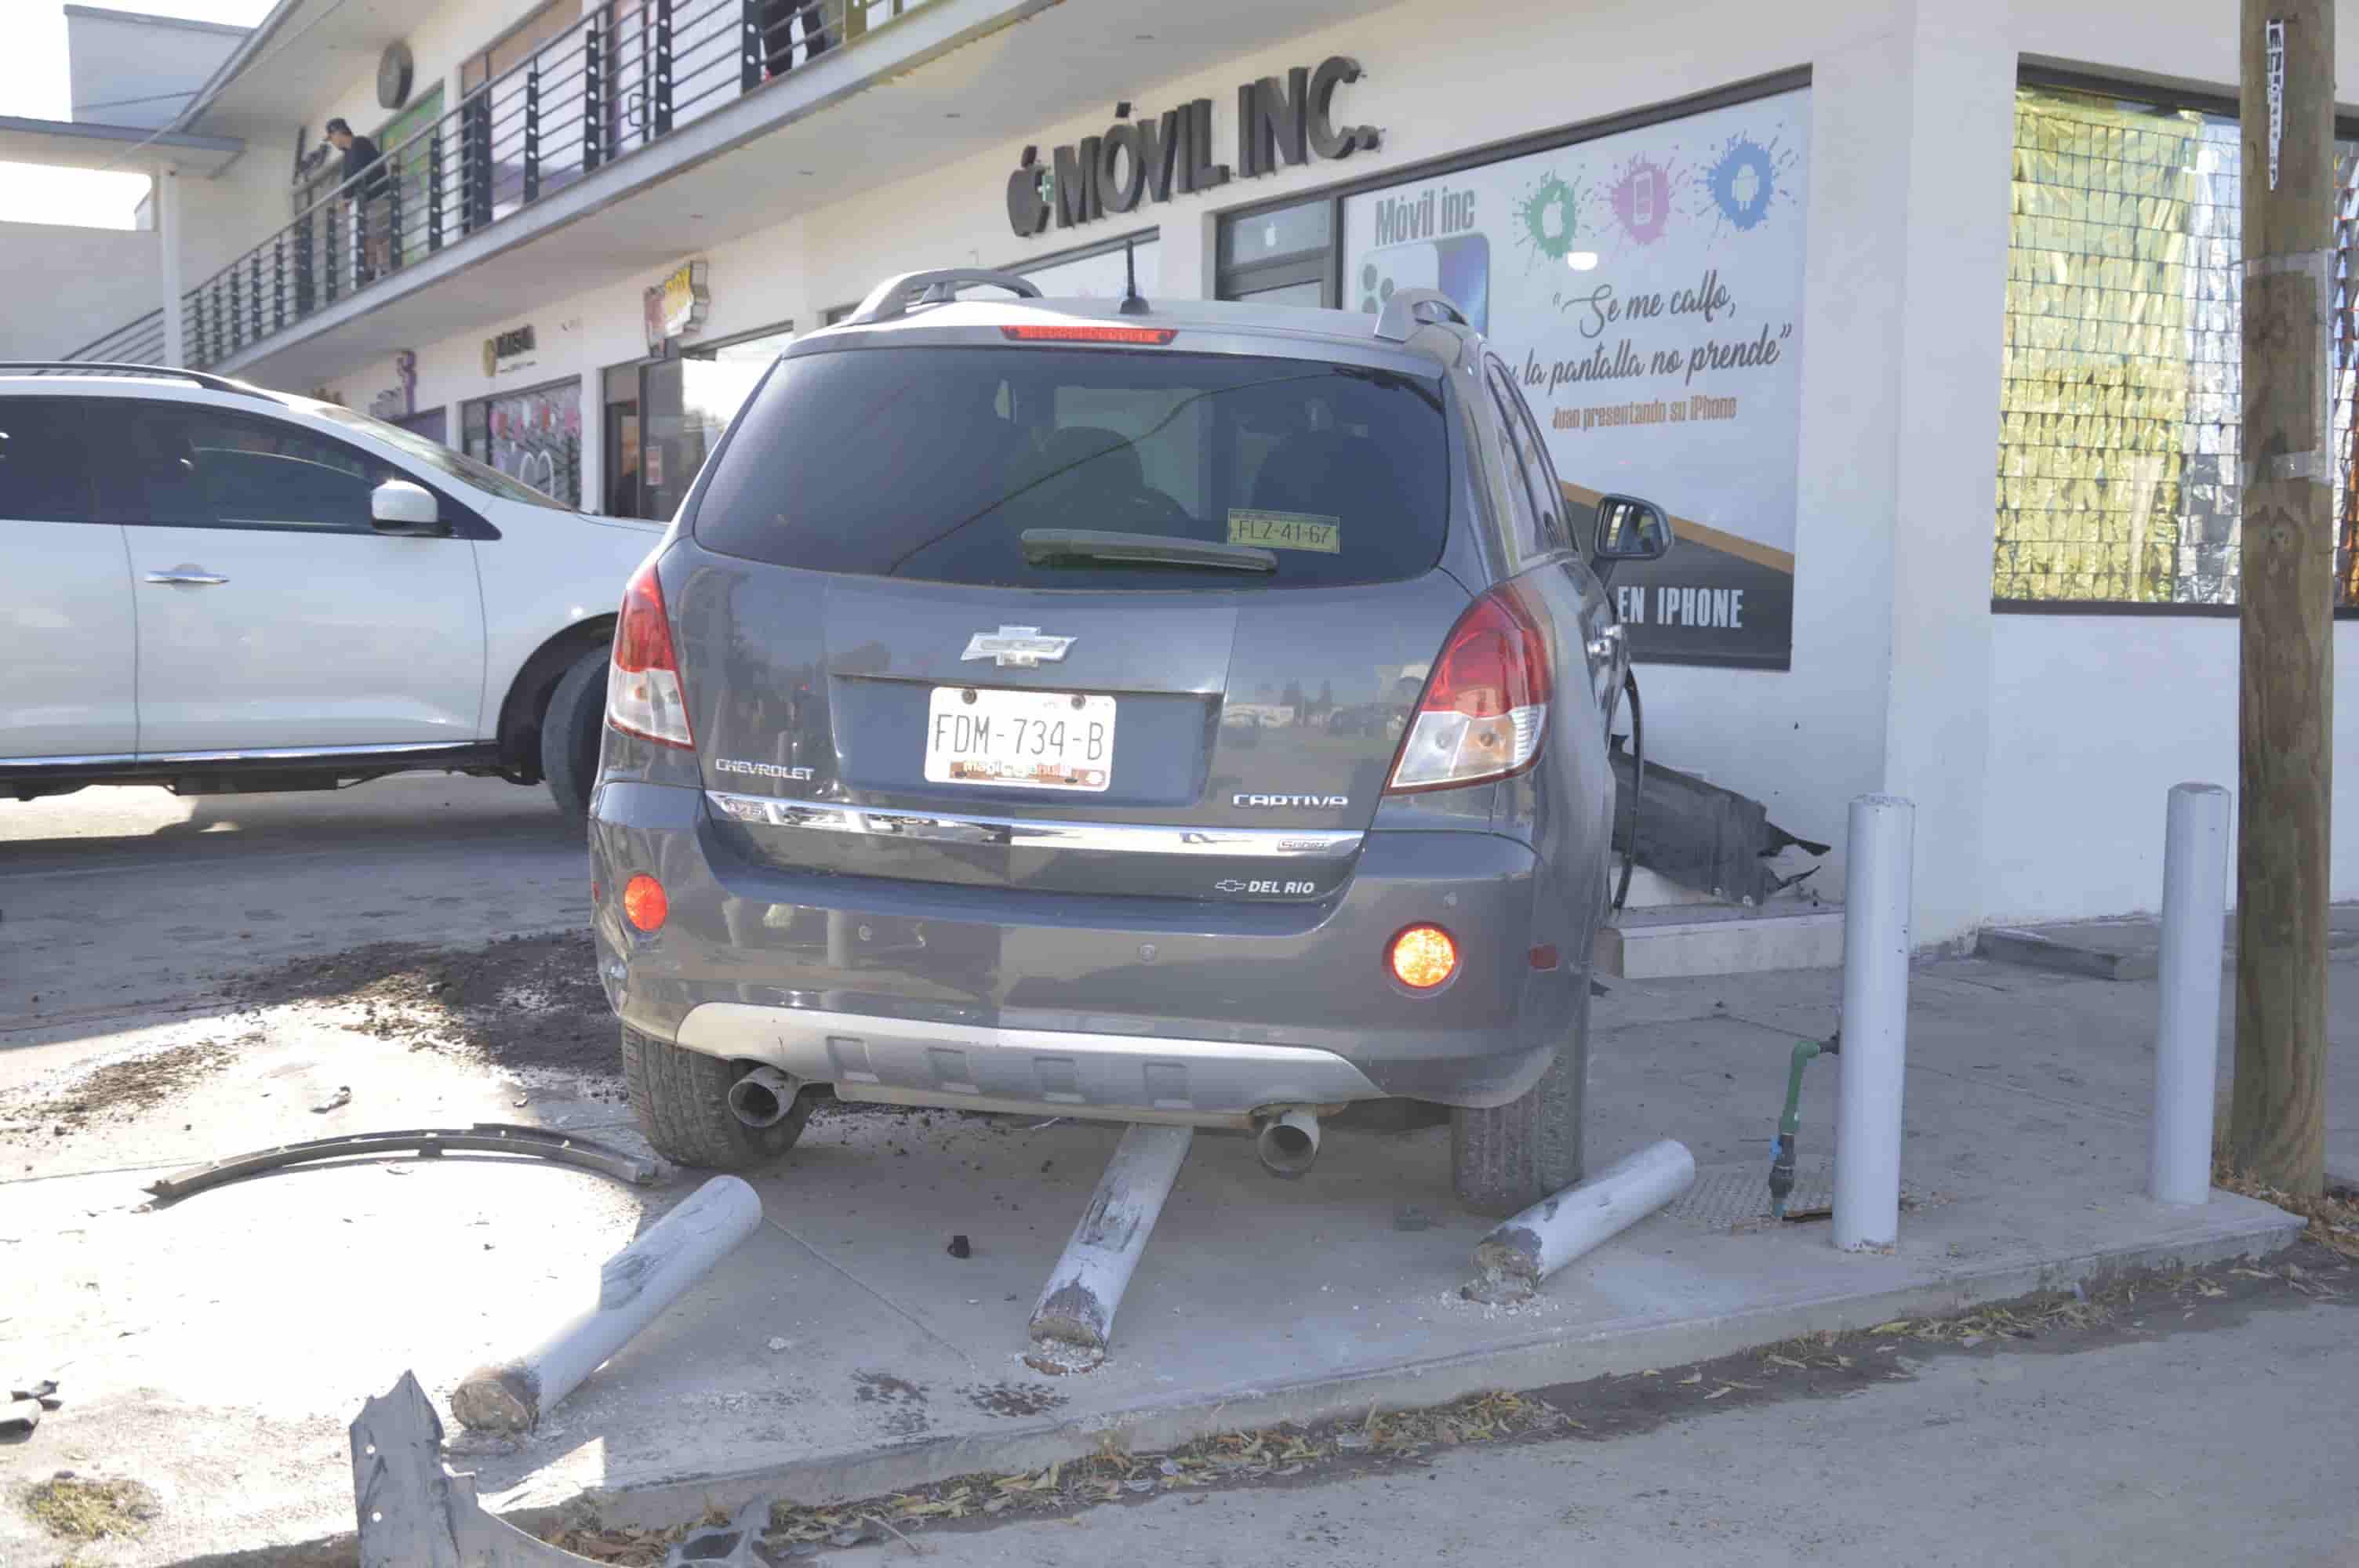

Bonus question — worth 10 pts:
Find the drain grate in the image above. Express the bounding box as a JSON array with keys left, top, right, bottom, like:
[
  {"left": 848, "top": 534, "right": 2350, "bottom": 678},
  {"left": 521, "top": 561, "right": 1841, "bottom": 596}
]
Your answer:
[{"left": 1661, "top": 1160, "right": 1925, "bottom": 1229}]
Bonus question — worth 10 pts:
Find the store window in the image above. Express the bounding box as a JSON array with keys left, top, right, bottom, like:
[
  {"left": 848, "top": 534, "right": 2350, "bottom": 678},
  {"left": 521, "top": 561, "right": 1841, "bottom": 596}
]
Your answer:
[
  {"left": 603, "top": 325, "right": 794, "bottom": 520},
  {"left": 463, "top": 379, "right": 583, "bottom": 507},
  {"left": 1999, "top": 81, "right": 2359, "bottom": 608},
  {"left": 1217, "top": 197, "right": 1333, "bottom": 305},
  {"left": 1020, "top": 234, "right": 1160, "bottom": 299}
]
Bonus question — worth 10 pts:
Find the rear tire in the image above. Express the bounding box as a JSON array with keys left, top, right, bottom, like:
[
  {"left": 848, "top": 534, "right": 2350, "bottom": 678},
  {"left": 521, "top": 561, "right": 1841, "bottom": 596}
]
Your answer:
[
  {"left": 621, "top": 1025, "right": 810, "bottom": 1171},
  {"left": 540, "top": 648, "right": 609, "bottom": 820},
  {"left": 1450, "top": 982, "right": 1590, "bottom": 1217}
]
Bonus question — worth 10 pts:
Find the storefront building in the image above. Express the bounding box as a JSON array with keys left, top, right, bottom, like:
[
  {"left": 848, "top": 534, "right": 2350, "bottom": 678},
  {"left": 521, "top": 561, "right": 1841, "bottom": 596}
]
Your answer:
[{"left": 53, "top": 0, "right": 2359, "bottom": 946}]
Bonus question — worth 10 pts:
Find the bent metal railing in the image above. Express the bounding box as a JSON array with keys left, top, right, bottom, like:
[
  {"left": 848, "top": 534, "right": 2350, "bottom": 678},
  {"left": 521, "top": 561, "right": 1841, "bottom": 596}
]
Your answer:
[{"left": 63, "top": 0, "right": 921, "bottom": 370}]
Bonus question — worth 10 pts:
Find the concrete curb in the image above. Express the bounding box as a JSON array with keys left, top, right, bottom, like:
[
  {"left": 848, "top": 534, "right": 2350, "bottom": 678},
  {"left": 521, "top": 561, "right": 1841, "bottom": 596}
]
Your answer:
[
  {"left": 175, "top": 1196, "right": 2300, "bottom": 1568},
  {"left": 551, "top": 1196, "right": 2303, "bottom": 1531}
]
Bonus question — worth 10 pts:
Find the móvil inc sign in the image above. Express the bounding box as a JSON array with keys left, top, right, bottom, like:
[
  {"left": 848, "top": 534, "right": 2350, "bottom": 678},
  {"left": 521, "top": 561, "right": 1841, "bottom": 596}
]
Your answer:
[{"left": 1006, "top": 56, "right": 1377, "bottom": 237}]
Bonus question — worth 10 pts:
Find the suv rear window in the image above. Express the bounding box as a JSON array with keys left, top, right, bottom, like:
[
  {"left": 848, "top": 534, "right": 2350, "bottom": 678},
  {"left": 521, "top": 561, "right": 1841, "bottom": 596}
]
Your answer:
[{"left": 691, "top": 345, "right": 1449, "bottom": 589}]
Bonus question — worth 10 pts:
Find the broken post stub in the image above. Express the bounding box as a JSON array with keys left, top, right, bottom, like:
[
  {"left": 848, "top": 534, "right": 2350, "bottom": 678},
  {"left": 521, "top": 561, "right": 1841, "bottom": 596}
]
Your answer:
[
  {"left": 353, "top": 1371, "right": 611, "bottom": 1568},
  {"left": 453, "top": 1174, "right": 762, "bottom": 1433},
  {"left": 1461, "top": 1139, "right": 1696, "bottom": 1305},
  {"left": 1027, "top": 1123, "right": 1194, "bottom": 1374}
]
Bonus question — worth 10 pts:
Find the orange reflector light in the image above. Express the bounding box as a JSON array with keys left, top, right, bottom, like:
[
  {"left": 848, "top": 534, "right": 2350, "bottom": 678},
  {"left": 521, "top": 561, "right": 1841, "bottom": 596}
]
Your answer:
[
  {"left": 1389, "top": 924, "right": 1459, "bottom": 989},
  {"left": 623, "top": 874, "right": 668, "bottom": 932},
  {"left": 1000, "top": 324, "right": 1176, "bottom": 344}
]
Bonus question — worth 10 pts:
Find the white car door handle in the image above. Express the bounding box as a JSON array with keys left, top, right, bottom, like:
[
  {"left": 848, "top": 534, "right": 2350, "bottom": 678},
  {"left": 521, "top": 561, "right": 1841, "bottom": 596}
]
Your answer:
[
  {"left": 1585, "top": 624, "right": 1624, "bottom": 659},
  {"left": 145, "top": 569, "right": 230, "bottom": 586}
]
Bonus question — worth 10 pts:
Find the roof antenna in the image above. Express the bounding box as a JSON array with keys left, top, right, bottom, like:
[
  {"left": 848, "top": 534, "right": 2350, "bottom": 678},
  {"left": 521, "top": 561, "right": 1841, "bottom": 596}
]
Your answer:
[{"left": 1118, "top": 234, "right": 1149, "bottom": 316}]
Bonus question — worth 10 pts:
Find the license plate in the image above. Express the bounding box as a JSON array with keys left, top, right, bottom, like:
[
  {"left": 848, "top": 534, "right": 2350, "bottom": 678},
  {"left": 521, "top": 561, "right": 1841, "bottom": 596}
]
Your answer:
[{"left": 925, "top": 687, "right": 1115, "bottom": 791}]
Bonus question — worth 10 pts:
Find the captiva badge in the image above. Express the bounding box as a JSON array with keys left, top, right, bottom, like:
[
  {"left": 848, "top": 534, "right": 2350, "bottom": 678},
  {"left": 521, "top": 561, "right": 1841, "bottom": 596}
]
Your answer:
[{"left": 961, "top": 626, "right": 1075, "bottom": 668}]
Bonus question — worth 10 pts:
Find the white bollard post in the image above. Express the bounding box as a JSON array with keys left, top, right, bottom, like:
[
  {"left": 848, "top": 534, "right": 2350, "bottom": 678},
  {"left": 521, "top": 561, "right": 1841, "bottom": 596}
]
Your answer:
[
  {"left": 1027, "top": 1123, "right": 1193, "bottom": 1373},
  {"left": 1834, "top": 794, "right": 1914, "bottom": 1252},
  {"left": 2151, "top": 782, "right": 2231, "bottom": 1205},
  {"left": 1460, "top": 1139, "right": 1696, "bottom": 1304},
  {"left": 453, "top": 1174, "right": 763, "bottom": 1432}
]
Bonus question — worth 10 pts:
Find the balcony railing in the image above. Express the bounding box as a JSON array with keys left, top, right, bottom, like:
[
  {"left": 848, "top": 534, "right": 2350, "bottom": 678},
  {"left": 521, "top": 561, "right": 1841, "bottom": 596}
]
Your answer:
[{"left": 64, "top": 0, "right": 924, "bottom": 371}]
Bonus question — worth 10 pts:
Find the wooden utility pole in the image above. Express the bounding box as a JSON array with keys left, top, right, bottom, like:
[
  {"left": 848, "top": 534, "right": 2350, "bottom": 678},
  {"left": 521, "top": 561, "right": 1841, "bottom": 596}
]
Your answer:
[{"left": 2231, "top": 0, "right": 2335, "bottom": 1197}]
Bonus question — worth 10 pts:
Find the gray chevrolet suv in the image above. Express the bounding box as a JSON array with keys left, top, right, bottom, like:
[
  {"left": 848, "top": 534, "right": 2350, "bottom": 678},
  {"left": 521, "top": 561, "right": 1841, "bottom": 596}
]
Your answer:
[{"left": 587, "top": 269, "right": 1670, "bottom": 1214}]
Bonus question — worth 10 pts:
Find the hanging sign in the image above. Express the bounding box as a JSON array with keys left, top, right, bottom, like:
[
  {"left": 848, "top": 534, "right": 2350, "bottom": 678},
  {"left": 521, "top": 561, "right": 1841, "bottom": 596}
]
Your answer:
[
  {"left": 482, "top": 324, "right": 537, "bottom": 377},
  {"left": 643, "top": 260, "right": 711, "bottom": 351}
]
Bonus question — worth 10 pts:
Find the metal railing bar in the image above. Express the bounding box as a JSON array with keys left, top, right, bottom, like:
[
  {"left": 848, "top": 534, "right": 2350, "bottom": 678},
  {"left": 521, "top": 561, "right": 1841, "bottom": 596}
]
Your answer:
[{"left": 94, "top": 0, "right": 890, "bottom": 360}]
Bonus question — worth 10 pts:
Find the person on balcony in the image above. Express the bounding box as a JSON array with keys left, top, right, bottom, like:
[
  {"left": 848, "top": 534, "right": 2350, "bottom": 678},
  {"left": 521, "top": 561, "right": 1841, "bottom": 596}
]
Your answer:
[
  {"left": 760, "top": 0, "right": 831, "bottom": 79},
  {"left": 326, "top": 118, "right": 392, "bottom": 283}
]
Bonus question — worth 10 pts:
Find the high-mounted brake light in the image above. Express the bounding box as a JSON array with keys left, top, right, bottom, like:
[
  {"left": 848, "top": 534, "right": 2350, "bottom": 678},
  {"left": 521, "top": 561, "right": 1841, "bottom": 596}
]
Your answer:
[
  {"left": 1385, "top": 585, "right": 1552, "bottom": 793},
  {"left": 999, "top": 324, "right": 1176, "bottom": 344},
  {"left": 608, "top": 559, "right": 695, "bottom": 750}
]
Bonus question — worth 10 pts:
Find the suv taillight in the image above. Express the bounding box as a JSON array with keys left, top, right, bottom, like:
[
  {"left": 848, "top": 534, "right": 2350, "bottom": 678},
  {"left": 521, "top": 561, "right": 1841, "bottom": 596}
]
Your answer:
[
  {"left": 608, "top": 560, "right": 694, "bottom": 750},
  {"left": 1386, "top": 585, "right": 1551, "bottom": 793}
]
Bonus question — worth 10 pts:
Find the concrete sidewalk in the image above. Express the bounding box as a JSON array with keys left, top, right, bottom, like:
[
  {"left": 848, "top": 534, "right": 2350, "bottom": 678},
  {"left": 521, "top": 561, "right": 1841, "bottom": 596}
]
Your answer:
[{"left": 0, "top": 941, "right": 2328, "bottom": 1566}]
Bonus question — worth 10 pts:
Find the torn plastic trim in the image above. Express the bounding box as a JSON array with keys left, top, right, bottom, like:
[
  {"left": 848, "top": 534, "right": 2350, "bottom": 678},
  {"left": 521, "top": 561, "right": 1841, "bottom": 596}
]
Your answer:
[{"left": 145, "top": 1123, "right": 658, "bottom": 1204}]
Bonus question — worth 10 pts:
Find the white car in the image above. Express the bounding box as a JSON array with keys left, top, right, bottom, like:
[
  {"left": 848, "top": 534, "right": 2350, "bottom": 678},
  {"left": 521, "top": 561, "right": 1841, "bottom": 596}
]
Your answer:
[{"left": 0, "top": 364, "right": 659, "bottom": 815}]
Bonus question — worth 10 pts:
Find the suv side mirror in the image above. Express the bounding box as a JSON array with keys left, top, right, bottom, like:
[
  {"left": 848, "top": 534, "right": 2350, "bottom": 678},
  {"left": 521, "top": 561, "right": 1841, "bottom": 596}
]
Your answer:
[
  {"left": 1590, "top": 493, "right": 1672, "bottom": 579},
  {"left": 371, "top": 478, "right": 446, "bottom": 535}
]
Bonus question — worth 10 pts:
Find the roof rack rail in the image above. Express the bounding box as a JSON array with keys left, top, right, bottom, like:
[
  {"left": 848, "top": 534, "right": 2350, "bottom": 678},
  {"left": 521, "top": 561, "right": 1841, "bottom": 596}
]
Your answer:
[
  {"left": 0, "top": 361, "right": 269, "bottom": 398},
  {"left": 1372, "top": 289, "right": 1472, "bottom": 343},
  {"left": 843, "top": 269, "right": 1043, "bottom": 326}
]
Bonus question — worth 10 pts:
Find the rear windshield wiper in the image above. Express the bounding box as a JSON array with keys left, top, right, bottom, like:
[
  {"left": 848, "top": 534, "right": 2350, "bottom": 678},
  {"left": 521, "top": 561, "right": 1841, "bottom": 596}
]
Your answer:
[{"left": 1020, "top": 528, "right": 1277, "bottom": 574}]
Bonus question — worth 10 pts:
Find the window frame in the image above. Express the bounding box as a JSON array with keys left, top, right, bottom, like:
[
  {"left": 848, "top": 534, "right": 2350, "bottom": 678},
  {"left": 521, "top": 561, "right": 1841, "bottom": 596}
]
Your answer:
[
  {"left": 85, "top": 397, "right": 488, "bottom": 539},
  {"left": 0, "top": 396, "right": 102, "bottom": 524},
  {"left": 1997, "top": 67, "right": 2359, "bottom": 619}
]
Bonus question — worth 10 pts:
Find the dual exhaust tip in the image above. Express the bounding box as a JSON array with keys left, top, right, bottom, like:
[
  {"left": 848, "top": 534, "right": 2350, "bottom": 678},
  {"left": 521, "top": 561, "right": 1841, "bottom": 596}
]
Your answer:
[
  {"left": 726, "top": 1065, "right": 800, "bottom": 1129},
  {"left": 1255, "top": 1107, "right": 1321, "bottom": 1179},
  {"left": 732, "top": 1065, "right": 1323, "bottom": 1180}
]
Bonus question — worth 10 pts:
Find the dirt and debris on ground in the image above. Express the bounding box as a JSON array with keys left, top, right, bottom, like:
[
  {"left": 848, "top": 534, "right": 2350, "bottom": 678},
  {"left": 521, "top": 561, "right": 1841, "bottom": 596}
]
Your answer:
[
  {"left": 2215, "top": 1156, "right": 2359, "bottom": 1260},
  {"left": 222, "top": 931, "right": 612, "bottom": 1076},
  {"left": 0, "top": 1034, "right": 247, "bottom": 1138},
  {"left": 533, "top": 1240, "right": 2350, "bottom": 1565},
  {"left": 20, "top": 1475, "right": 158, "bottom": 1544}
]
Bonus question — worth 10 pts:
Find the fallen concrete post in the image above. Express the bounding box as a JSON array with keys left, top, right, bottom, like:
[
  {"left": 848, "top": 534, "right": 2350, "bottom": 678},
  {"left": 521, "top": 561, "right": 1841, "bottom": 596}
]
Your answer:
[
  {"left": 453, "top": 1174, "right": 762, "bottom": 1432},
  {"left": 1026, "top": 1123, "right": 1194, "bottom": 1373},
  {"left": 1460, "top": 1139, "right": 1695, "bottom": 1305},
  {"left": 2152, "top": 782, "right": 2230, "bottom": 1206}
]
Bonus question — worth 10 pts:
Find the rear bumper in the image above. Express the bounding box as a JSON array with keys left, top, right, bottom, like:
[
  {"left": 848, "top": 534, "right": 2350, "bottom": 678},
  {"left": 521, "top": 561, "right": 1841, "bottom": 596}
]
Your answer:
[
  {"left": 674, "top": 1004, "right": 1383, "bottom": 1127},
  {"left": 590, "top": 780, "right": 1581, "bottom": 1115}
]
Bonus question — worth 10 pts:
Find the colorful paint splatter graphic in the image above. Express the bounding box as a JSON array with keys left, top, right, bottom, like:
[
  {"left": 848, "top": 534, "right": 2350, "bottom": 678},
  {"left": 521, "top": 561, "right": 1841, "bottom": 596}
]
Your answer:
[
  {"left": 1607, "top": 154, "right": 1681, "bottom": 245},
  {"left": 1513, "top": 171, "right": 1585, "bottom": 265},
  {"left": 1696, "top": 131, "right": 1797, "bottom": 234}
]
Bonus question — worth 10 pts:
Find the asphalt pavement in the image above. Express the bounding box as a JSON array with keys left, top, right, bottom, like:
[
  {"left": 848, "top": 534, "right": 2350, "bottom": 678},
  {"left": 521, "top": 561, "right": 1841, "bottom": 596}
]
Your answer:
[
  {"left": 0, "top": 774, "right": 585, "bottom": 1094},
  {"left": 827, "top": 1289, "right": 2356, "bottom": 1568}
]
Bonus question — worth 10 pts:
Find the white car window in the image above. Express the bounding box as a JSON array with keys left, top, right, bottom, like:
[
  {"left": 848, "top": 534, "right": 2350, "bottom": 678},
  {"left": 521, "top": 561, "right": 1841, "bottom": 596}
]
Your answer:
[
  {"left": 296, "top": 397, "right": 573, "bottom": 510},
  {"left": 0, "top": 400, "right": 99, "bottom": 521},
  {"left": 94, "top": 401, "right": 396, "bottom": 532}
]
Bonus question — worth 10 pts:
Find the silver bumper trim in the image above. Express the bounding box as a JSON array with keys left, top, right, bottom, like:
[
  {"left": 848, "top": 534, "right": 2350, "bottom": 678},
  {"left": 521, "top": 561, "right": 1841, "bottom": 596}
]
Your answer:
[
  {"left": 703, "top": 790, "right": 1361, "bottom": 859},
  {"left": 672, "top": 1003, "right": 1384, "bottom": 1126}
]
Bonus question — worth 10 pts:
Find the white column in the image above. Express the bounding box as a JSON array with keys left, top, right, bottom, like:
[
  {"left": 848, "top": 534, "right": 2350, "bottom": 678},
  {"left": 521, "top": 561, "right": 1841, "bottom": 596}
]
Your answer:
[
  {"left": 157, "top": 162, "right": 185, "bottom": 367},
  {"left": 2151, "top": 782, "right": 2231, "bottom": 1205},
  {"left": 1834, "top": 793, "right": 1914, "bottom": 1252},
  {"left": 1877, "top": 1, "right": 2016, "bottom": 948}
]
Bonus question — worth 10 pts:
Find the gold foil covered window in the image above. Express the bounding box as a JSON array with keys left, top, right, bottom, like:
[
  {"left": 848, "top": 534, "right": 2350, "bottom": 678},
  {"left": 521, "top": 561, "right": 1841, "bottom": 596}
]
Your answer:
[{"left": 1997, "top": 85, "right": 2359, "bottom": 606}]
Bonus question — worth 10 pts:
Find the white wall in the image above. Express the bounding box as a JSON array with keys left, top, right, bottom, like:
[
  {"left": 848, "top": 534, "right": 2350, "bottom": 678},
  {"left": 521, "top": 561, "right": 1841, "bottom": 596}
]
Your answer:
[
  {"left": 0, "top": 222, "right": 158, "bottom": 357},
  {"left": 249, "top": 0, "right": 2359, "bottom": 939},
  {"left": 1985, "top": 617, "right": 2359, "bottom": 922}
]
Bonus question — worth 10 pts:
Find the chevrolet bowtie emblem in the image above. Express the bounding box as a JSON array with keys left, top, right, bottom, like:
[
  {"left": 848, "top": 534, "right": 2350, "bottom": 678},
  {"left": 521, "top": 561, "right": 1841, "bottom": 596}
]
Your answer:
[{"left": 961, "top": 626, "right": 1075, "bottom": 668}]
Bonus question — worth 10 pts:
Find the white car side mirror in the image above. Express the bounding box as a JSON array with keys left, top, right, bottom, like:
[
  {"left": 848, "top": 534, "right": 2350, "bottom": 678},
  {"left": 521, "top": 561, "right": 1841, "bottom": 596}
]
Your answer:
[{"left": 371, "top": 478, "right": 445, "bottom": 534}]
